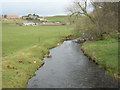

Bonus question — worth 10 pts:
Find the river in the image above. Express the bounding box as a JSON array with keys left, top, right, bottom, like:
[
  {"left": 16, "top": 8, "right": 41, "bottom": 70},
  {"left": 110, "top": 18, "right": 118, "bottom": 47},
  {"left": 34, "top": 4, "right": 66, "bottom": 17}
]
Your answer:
[{"left": 27, "top": 40, "right": 118, "bottom": 88}]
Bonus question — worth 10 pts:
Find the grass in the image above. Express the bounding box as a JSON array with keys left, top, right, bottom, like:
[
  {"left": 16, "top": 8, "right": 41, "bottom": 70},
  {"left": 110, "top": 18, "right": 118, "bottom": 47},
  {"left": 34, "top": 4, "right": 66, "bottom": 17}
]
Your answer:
[
  {"left": 45, "top": 15, "right": 70, "bottom": 23},
  {"left": 2, "top": 19, "right": 27, "bottom": 24},
  {"left": 2, "top": 23, "right": 72, "bottom": 88},
  {"left": 81, "top": 39, "right": 119, "bottom": 80}
]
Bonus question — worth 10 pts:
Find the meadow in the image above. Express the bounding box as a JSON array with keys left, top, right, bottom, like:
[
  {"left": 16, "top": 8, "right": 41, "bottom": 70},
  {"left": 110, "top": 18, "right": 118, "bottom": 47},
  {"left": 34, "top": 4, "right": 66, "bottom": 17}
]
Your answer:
[
  {"left": 2, "top": 23, "right": 72, "bottom": 88},
  {"left": 81, "top": 39, "right": 119, "bottom": 80},
  {"left": 46, "top": 15, "right": 81, "bottom": 24},
  {"left": 46, "top": 15, "right": 70, "bottom": 23}
]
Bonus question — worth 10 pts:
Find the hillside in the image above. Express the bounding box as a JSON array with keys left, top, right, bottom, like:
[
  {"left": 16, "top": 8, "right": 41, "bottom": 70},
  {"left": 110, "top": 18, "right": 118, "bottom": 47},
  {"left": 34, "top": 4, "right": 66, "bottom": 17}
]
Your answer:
[{"left": 45, "top": 15, "right": 70, "bottom": 23}]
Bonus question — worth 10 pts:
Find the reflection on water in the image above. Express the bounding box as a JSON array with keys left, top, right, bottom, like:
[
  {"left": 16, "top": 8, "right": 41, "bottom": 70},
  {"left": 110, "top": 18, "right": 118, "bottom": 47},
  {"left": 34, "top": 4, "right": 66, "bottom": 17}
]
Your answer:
[{"left": 27, "top": 40, "right": 118, "bottom": 88}]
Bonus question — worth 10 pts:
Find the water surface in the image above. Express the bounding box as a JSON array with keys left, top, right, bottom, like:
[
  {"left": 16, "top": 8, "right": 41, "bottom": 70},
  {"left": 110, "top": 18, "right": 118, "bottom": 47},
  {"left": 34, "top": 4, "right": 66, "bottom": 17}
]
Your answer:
[{"left": 27, "top": 40, "right": 118, "bottom": 88}]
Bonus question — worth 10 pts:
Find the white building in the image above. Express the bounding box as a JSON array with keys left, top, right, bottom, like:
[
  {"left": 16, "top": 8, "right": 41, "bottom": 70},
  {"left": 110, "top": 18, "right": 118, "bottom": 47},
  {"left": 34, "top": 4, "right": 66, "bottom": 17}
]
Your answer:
[
  {"left": 22, "top": 22, "right": 36, "bottom": 26},
  {"left": 37, "top": 18, "right": 47, "bottom": 22}
]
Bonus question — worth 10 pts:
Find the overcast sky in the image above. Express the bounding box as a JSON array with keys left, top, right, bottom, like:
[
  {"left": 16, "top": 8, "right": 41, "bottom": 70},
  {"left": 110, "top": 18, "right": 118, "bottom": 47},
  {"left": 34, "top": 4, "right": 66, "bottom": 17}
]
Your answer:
[{"left": 1, "top": 0, "right": 74, "bottom": 16}]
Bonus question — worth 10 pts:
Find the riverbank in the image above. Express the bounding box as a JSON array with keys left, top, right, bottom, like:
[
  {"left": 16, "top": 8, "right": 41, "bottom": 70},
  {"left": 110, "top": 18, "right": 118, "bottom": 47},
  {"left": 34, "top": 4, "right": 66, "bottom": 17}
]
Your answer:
[
  {"left": 2, "top": 24, "right": 72, "bottom": 88},
  {"left": 81, "top": 39, "right": 119, "bottom": 80}
]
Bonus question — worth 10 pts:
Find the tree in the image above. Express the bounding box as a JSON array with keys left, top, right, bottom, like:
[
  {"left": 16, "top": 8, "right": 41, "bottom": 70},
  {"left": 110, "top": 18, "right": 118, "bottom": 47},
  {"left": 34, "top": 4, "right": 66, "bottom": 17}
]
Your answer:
[
  {"left": 91, "top": 2, "right": 118, "bottom": 39},
  {"left": 28, "top": 14, "right": 32, "bottom": 17},
  {"left": 67, "top": 0, "right": 118, "bottom": 40},
  {"left": 33, "top": 14, "right": 36, "bottom": 16},
  {"left": 67, "top": 0, "right": 95, "bottom": 23}
]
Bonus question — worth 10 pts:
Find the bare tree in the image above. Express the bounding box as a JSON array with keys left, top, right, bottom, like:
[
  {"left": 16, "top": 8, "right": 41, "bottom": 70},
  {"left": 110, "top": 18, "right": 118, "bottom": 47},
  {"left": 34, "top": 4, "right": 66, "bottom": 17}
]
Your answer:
[{"left": 67, "top": 0, "right": 95, "bottom": 23}]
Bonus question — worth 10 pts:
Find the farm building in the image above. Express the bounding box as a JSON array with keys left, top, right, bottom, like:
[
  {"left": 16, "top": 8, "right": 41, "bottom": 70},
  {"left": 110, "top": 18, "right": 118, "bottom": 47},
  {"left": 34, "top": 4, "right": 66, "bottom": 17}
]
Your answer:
[
  {"left": 37, "top": 18, "right": 47, "bottom": 22},
  {"left": 29, "top": 15, "right": 38, "bottom": 19},
  {"left": 22, "top": 22, "right": 37, "bottom": 26},
  {"left": 4, "top": 15, "right": 19, "bottom": 19},
  {"left": 22, "top": 16, "right": 28, "bottom": 20}
]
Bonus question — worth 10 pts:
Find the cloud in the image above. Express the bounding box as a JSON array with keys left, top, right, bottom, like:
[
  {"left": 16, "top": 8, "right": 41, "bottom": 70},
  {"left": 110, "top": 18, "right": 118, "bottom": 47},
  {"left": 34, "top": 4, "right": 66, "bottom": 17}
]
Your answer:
[{"left": 1, "top": 1, "right": 72, "bottom": 16}]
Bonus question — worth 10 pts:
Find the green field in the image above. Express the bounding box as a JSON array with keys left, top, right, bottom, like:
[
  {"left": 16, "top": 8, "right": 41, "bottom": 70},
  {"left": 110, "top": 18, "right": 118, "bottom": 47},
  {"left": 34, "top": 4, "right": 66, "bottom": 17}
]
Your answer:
[
  {"left": 81, "top": 39, "right": 119, "bottom": 80},
  {"left": 2, "top": 23, "right": 72, "bottom": 88},
  {"left": 2, "top": 19, "right": 27, "bottom": 24},
  {"left": 46, "top": 15, "right": 82, "bottom": 24},
  {"left": 46, "top": 15, "right": 70, "bottom": 23}
]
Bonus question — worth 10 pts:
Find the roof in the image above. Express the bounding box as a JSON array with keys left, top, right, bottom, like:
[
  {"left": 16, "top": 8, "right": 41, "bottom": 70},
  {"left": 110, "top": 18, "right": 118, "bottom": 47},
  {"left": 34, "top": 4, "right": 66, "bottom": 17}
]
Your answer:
[
  {"left": 29, "top": 16, "right": 37, "bottom": 18},
  {"left": 22, "top": 16, "right": 28, "bottom": 17},
  {"left": 5, "top": 15, "right": 19, "bottom": 18}
]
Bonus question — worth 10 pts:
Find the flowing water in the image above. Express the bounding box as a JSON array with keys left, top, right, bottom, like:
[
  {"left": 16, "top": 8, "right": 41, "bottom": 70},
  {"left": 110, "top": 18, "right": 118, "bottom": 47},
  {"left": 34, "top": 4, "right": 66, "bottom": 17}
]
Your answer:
[{"left": 27, "top": 40, "right": 118, "bottom": 88}]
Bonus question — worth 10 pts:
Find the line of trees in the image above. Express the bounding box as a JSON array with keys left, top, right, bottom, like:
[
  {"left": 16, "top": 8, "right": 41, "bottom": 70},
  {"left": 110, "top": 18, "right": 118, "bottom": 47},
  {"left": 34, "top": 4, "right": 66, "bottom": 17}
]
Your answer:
[{"left": 67, "top": 0, "right": 119, "bottom": 40}]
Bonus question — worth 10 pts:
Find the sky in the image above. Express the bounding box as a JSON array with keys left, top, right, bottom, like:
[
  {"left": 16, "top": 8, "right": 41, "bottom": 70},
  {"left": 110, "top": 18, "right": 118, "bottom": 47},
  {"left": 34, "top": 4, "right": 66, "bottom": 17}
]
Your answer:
[{"left": 1, "top": 0, "right": 74, "bottom": 16}]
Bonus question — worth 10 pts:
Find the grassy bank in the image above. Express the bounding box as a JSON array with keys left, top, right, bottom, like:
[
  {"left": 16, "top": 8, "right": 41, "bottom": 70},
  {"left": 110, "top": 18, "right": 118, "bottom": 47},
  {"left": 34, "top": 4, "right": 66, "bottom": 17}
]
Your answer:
[
  {"left": 81, "top": 39, "right": 119, "bottom": 80},
  {"left": 2, "top": 24, "right": 72, "bottom": 88}
]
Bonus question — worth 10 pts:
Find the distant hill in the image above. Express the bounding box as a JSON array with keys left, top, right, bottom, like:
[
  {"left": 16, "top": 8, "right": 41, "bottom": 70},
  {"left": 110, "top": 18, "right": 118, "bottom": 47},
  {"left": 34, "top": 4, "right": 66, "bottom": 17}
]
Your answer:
[
  {"left": 45, "top": 15, "right": 82, "bottom": 24},
  {"left": 45, "top": 15, "right": 70, "bottom": 23}
]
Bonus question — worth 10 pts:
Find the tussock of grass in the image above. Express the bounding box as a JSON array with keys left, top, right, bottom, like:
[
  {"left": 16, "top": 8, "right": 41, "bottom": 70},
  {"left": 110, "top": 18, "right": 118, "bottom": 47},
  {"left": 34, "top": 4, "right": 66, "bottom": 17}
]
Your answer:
[
  {"left": 81, "top": 39, "right": 119, "bottom": 80},
  {"left": 2, "top": 24, "right": 72, "bottom": 88}
]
